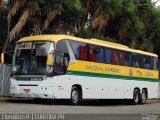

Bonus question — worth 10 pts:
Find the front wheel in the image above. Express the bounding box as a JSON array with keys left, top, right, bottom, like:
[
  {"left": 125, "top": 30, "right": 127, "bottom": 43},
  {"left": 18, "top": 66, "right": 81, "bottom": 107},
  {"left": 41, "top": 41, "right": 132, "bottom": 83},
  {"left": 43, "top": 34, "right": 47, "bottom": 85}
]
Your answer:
[
  {"left": 139, "top": 90, "right": 147, "bottom": 104},
  {"left": 70, "top": 87, "right": 80, "bottom": 105}
]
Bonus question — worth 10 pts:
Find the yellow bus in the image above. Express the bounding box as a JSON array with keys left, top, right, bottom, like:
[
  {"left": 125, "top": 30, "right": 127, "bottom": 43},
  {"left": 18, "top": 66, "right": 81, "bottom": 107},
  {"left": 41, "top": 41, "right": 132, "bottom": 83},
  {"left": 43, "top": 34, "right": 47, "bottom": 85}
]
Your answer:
[{"left": 10, "top": 34, "right": 159, "bottom": 105}]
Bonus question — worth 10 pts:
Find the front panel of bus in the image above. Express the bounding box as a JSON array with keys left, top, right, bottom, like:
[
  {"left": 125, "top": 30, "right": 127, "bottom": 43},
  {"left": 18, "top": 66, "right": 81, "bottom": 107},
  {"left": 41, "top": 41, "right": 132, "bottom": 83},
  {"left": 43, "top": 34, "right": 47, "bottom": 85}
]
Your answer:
[{"left": 10, "top": 41, "right": 57, "bottom": 98}]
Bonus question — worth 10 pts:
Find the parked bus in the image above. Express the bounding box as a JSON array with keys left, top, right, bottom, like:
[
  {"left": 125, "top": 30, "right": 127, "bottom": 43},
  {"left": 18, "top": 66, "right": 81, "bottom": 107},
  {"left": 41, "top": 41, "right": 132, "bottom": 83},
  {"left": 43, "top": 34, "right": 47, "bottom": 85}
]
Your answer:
[{"left": 10, "top": 35, "right": 159, "bottom": 105}]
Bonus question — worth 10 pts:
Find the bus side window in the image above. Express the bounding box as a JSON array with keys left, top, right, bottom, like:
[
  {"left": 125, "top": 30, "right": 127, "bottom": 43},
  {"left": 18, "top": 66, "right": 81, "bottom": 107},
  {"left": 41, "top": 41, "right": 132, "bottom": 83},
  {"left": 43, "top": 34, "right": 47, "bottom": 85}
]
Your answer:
[
  {"left": 105, "top": 48, "right": 111, "bottom": 64},
  {"left": 56, "top": 40, "right": 70, "bottom": 74},
  {"left": 69, "top": 41, "right": 80, "bottom": 59},
  {"left": 124, "top": 52, "right": 131, "bottom": 66},
  {"left": 111, "top": 49, "right": 119, "bottom": 65},
  {"left": 69, "top": 41, "right": 88, "bottom": 61},
  {"left": 79, "top": 43, "right": 88, "bottom": 61},
  {"left": 89, "top": 45, "right": 96, "bottom": 62},
  {"left": 119, "top": 51, "right": 124, "bottom": 65},
  {"left": 153, "top": 57, "right": 158, "bottom": 70},
  {"left": 89, "top": 45, "right": 105, "bottom": 63},
  {"left": 96, "top": 47, "right": 105, "bottom": 63},
  {"left": 138, "top": 55, "right": 144, "bottom": 69},
  {"left": 144, "top": 56, "right": 151, "bottom": 69},
  {"left": 131, "top": 53, "right": 138, "bottom": 67}
]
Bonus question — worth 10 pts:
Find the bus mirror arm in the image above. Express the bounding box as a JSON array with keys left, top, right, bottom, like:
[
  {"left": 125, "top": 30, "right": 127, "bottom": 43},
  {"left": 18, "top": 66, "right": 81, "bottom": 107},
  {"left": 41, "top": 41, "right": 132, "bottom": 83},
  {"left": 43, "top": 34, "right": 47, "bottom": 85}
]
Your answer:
[
  {"left": 46, "top": 54, "right": 54, "bottom": 66},
  {"left": 47, "top": 50, "right": 64, "bottom": 66}
]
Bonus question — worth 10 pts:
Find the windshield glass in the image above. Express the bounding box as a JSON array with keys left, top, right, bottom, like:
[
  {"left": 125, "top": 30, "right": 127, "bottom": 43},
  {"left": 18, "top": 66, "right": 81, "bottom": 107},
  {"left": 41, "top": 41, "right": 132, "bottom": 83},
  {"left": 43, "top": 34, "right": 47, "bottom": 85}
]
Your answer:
[{"left": 12, "top": 41, "right": 54, "bottom": 76}]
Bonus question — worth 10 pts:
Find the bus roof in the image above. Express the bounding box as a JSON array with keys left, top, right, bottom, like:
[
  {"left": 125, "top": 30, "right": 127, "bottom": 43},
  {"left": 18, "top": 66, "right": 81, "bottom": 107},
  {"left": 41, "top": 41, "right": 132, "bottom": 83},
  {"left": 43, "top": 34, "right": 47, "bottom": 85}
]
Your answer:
[{"left": 17, "top": 34, "right": 158, "bottom": 57}]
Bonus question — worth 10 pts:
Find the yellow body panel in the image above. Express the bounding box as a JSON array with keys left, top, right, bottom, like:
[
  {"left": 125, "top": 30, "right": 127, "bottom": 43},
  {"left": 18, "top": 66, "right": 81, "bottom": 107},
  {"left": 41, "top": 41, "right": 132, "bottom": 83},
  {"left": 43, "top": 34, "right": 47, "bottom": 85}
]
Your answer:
[{"left": 68, "top": 60, "right": 159, "bottom": 80}]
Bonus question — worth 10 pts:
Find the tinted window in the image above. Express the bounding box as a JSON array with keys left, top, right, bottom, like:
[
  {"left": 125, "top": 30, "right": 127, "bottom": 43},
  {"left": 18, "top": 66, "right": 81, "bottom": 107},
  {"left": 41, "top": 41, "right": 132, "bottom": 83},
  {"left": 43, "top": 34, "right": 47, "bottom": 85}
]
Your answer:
[
  {"left": 153, "top": 57, "right": 158, "bottom": 70},
  {"left": 69, "top": 41, "right": 81, "bottom": 59},
  {"left": 89, "top": 45, "right": 105, "bottom": 63},
  {"left": 144, "top": 56, "right": 152, "bottom": 69},
  {"left": 111, "top": 49, "right": 119, "bottom": 65},
  {"left": 70, "top": 41, "right": 88, "bottom": 61},
  {"left": 89, "top": 45, "right": 96, "bottom": 62},
  {"left": 96, "top": 47, "right": 105, "bottom": 63},
  {"left": 119, "top": 51, "right": 125, "bottom": 65},
  {"left": 138, "top": 54, "right": 144, "bottom": 68},
  {"left": 105, "top": 48, "right": 111, "bottom": 64},
  {"left": 131, "top": 53, "right": 138, "bottom": 67},
  {"left": 124, "top": 52, "right": 131, "bottom": 66},
  {"left": 57, "top": 40, "right": 69, "bottom": 55},
  {"left": 56, "top": 40, "right": 70, "bottom": 74}
]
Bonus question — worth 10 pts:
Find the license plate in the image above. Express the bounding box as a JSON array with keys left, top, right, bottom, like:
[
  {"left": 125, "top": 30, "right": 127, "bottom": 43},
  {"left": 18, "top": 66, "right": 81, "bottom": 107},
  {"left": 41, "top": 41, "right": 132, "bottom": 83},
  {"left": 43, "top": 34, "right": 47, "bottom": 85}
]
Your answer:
[{"left": 23, "top": 89, "right": 30, "bottom": 93}]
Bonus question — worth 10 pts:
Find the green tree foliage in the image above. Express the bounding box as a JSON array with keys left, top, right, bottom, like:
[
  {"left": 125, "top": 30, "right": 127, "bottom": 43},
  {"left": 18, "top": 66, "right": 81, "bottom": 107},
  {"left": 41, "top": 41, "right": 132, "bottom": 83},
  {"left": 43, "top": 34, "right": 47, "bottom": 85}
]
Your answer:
[
  {"left": 0, "top": 0, "right": 7, "bottom": 50},
  {"left": 79, "top": 0, "right": 160, "bottom": 54},
  {"left": 1, "top": 0, "right": 160, "bottom": 58}
]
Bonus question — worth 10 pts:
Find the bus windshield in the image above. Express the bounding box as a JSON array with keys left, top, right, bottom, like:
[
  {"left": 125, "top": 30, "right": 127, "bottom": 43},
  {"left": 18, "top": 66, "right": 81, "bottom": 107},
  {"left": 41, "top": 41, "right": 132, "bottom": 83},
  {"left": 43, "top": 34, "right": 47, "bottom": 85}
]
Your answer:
[{"left": 12, "top": 41, "right": 54, "bottom": 76}]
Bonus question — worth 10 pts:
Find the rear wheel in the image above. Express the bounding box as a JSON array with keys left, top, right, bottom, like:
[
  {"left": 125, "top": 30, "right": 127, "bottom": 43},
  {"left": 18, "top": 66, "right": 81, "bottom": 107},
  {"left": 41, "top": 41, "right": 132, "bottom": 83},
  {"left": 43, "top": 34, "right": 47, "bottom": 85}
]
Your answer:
[
  {"left": 139, "top": 90, "right": 147, "bottom": 104},
  {"left": 70, "top": 87, "right": 80, "bottom": 105},
  {"left": 132, "top": 89, "right": 140, "bottom": 105}
]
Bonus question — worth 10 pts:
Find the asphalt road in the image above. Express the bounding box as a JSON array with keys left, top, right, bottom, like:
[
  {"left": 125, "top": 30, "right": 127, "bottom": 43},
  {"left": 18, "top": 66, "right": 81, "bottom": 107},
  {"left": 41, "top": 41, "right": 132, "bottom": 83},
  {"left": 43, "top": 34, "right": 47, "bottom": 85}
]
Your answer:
[{"left": 0, "top": 98, "right": 160, "bottom": 120}]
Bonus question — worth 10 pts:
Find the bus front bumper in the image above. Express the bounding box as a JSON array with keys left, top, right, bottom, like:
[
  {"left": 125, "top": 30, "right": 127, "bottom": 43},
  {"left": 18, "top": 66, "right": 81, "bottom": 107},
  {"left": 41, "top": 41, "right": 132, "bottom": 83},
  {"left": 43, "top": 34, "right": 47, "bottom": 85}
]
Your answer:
[
  {"left": 10, "top": 79, "right": 55, "bottom": 99},
  {"left": 10, "top": 86, "right": 54, "bottom": 99}
]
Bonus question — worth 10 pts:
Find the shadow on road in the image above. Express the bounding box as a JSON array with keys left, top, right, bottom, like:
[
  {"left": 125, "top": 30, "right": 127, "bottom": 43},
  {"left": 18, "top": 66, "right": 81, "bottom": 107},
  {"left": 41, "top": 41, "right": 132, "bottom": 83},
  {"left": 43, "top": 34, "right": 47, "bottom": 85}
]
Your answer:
[{"left": 2, "top": 98, "right": 152, "bottom": 106}]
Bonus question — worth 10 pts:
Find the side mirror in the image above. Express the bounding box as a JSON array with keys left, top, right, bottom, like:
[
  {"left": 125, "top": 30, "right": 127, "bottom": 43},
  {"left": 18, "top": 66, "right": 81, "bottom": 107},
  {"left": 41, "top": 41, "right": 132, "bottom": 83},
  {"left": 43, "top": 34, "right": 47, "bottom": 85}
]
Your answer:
[
  {"left": 46, "top": 54, "right": 54, "bottom": 66},
  {"left": 1, "top": 53, "right": 4, "bottom": 64}
]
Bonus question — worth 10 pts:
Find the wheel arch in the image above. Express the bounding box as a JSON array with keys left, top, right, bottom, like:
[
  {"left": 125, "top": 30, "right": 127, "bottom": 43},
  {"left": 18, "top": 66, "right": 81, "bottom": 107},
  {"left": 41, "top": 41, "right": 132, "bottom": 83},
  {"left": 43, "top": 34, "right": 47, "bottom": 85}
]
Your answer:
[
  {"left": 134, "top": 87, "right": 140, "bottom": 93},
  {"left": 72, "top": 84, "right": 82, "bottom": 99}
]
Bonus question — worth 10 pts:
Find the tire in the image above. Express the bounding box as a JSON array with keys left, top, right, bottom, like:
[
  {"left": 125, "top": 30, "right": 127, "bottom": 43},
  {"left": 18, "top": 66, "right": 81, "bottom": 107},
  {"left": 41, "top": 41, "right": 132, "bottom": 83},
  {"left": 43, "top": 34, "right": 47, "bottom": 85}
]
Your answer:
[
  {"left": 139, "top": 90, "right": 147, "bottom": 104},
  {"left": 132, "top": 89, "right": 140, "bottom": 105},
  {"left": 70, "top": 87, "right": 80, "bottom": 105}
]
